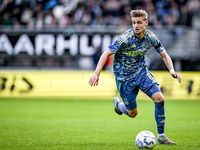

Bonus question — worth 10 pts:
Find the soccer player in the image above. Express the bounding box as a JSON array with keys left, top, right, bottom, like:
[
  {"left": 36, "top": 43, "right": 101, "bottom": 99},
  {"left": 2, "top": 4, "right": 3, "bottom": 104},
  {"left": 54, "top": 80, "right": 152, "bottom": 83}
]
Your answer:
[{"left": 88, "top": 9, "right": 182, "bottom": 145}]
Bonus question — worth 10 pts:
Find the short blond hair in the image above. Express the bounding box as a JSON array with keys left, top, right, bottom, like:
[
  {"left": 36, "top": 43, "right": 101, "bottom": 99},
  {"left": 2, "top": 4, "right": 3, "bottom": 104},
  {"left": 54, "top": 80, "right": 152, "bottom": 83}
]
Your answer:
[{"left": 130, "top": 9, "right": 148, "bottom": 21}]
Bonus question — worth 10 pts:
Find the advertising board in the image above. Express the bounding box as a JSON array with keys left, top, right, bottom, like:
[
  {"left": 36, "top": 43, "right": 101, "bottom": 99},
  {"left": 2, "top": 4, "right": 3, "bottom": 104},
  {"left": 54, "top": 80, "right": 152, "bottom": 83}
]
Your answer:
[{"left": 0, "top": 70, "right": 199, "bottom": 100}]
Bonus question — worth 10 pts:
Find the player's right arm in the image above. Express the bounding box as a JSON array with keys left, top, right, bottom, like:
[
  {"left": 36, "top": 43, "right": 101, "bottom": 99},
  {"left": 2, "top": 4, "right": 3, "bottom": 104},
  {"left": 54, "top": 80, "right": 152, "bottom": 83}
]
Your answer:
[{"left": 88, "top": 48, "right": 113, "bottom": 86}]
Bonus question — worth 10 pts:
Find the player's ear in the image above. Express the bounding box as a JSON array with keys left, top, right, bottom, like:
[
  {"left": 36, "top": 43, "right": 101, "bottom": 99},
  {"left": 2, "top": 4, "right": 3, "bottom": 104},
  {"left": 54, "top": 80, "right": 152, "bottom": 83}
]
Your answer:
[{"left": 145, "top": 21, "right": 148, "bottom": 26}]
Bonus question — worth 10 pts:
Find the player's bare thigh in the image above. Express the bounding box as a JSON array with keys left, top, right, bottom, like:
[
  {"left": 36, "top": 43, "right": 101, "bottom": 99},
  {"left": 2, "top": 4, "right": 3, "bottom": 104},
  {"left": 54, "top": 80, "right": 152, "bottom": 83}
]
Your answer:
[
  {"left": 151, "top": 92, "right": 164, "bottom": 102},
  {"left": 127, "top": 107, "right": 138, "bottom": 118}
]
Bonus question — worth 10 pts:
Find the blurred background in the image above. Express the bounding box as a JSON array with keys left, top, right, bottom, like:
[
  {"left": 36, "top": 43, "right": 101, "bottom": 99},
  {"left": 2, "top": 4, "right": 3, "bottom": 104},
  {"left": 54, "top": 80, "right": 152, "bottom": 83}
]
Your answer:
[{"left": 0, "top": 0, "right": 200, "bottom": 99}]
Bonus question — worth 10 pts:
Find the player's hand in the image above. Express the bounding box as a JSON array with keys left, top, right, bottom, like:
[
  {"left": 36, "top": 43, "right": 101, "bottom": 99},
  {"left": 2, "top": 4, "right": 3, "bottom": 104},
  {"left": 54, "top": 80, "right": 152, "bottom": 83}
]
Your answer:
[
  {"left": 88, "top": 72, "right": 99, "bottom": 86},
  {"left": 171, "top": 72, "right": 182, "bottom": 83}
]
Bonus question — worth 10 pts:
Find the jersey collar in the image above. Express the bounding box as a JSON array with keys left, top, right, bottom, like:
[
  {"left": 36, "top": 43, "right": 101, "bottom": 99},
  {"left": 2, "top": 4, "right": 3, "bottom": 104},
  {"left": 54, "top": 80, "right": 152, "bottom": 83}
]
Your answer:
[{"left": 133, "top": 30, "right": 148, "bottom": 41}]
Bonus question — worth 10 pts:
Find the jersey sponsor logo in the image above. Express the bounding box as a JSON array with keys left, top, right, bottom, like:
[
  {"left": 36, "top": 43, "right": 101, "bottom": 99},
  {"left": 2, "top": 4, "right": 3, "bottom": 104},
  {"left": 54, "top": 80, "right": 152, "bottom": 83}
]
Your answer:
[{"left": 128, "top": 49, "right": 146, "bottom": 56}]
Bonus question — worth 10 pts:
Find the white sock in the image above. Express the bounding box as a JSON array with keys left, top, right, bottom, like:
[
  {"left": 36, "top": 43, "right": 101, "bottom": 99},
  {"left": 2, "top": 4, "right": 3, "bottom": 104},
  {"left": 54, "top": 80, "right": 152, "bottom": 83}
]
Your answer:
[{"left": 158, "top": 133, "right": 165, "bottom": 137}]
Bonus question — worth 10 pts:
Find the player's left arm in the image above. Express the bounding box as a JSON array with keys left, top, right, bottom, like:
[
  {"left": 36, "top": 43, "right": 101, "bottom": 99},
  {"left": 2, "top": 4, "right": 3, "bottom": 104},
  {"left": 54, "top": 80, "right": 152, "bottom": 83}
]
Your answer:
[{"left": 159, "top": 50, "right": 182, "bottom": 83}]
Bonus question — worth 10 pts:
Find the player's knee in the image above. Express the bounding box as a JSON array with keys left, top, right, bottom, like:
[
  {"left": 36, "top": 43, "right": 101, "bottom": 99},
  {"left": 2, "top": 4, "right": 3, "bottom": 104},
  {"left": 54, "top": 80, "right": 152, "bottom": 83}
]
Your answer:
[
  {"left": 152, "top": 92, "right": 165, "bottom": 102},
  {"left": 155, "top": 95, "right": 164, "bottom": 102},
  {"left": 128, "top": 110, "right": 138, "bottom": 118}
]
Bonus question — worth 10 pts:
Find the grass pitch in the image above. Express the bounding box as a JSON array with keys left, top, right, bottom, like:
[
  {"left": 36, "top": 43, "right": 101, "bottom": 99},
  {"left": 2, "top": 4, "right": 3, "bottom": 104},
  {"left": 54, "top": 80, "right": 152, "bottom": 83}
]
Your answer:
[{"left": 0, "top": 98, "right": 200, "bottom": 150}]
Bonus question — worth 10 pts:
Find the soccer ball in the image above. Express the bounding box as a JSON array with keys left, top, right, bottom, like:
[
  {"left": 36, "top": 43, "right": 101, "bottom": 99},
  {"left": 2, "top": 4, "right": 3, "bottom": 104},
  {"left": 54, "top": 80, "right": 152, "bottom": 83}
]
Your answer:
[{"left": 135, "top": 130, "right": 156, "bottom": 149}]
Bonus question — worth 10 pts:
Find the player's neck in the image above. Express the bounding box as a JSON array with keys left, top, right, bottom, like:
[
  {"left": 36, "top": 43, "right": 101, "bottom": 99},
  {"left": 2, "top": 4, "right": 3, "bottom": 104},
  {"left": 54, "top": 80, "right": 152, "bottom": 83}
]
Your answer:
[
  {"left": 135, "top": 29, "right": 146, "bottom": 39},
  {"left": 136, "top": 31, "right": 145, "bottom": 39}
]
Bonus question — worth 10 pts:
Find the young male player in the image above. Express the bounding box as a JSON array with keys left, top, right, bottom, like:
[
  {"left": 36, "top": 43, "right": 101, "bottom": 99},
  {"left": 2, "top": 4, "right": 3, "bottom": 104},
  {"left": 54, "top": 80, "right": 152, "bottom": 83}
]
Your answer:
[{"left": 88, "top": 9, "right": 182, "bottom": 145}]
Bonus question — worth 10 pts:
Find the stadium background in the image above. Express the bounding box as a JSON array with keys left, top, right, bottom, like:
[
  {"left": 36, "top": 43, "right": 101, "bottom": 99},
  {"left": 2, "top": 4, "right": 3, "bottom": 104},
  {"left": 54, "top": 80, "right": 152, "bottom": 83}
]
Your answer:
[
  {"left": 0, "top": 1, "right": 200, "bottom": 150},
  {"left": 0, "top": 0, "right": 199, "bottom": 100}
]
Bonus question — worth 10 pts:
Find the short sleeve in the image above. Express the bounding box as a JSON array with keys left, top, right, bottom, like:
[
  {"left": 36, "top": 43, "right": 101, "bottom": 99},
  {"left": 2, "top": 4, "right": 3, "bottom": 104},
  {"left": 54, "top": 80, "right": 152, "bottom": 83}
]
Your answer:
[
  {"left": 108, "top": 35, "right": 124, "bottom": 54},
  {"left": 155, "top": 43, "right": 165, "bottom": 53},
  {"left": 108, "top": 29, "right": 131, "bottom": 54},
  {"left": 108, "top": 41, "right": 121, "bottom": 54},
  {"left": 148, "top": 30, "right": 165, "bottom": 53}
]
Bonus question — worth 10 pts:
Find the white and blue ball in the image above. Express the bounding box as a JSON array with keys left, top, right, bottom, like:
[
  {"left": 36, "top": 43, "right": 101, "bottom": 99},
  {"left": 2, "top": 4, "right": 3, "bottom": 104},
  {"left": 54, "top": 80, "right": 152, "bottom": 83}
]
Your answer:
[{"left": 135, "top": 130, "right": 156, "bottom": 149}]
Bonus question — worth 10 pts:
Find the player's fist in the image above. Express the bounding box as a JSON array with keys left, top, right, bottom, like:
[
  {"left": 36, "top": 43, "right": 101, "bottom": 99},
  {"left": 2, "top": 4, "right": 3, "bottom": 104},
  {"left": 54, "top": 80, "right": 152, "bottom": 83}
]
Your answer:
[{"left": 171, "top": 72, "right": 182, "bottom": 83}]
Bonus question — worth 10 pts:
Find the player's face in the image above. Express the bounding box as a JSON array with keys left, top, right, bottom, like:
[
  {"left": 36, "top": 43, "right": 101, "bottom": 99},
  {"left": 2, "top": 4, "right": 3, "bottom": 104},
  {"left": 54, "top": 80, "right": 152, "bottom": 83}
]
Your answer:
[{"left": 132, "top": 17, "right": 148, "bottom": 38}]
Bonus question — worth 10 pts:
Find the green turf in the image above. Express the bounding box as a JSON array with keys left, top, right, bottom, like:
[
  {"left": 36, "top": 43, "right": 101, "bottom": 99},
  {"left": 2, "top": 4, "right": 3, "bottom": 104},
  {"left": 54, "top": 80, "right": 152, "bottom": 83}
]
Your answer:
[{"left": 0, "top": 98, "right": 200, "bottom": 150}]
